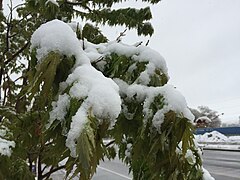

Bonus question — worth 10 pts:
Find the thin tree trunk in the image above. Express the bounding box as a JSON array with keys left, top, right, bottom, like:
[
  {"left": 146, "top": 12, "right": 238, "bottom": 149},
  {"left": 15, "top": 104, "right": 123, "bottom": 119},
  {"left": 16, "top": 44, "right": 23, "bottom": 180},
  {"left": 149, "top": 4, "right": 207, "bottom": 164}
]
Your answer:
[{"left": 0, "top": 0, "right": 3, "bottom": 10}]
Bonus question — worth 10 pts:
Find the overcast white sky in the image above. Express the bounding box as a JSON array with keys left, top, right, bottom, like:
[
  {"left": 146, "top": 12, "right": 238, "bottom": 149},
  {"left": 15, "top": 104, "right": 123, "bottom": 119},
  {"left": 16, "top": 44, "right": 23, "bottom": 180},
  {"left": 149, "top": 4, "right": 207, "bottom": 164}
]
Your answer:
[
  {"left": 104, "top": 0, "right": 240, "bottom": 124},
  {"left": 154, "top": 0, "right": 240, "bottom": 124},
  {"left": 4, "top": 0, "right": 240, "bottom": 124}
]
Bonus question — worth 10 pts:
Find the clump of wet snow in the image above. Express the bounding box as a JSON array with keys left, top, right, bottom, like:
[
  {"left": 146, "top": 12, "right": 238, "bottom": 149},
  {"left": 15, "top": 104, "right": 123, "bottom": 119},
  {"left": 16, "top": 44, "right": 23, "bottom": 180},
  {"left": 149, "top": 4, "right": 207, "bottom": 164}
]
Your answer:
[
  {"left": 45, "top": 0, "right": 59, "bottom": 6},
  {"left": 64, "top": 64, "right": 121, "bottom": 157},
  {"left": 202, "top": 167, "right": 215, "bottom": 180},
  {"left": 31, "top": 19, "right": 90, "bottom": 65},
  {"left": 48, "top": 94, "right": 71, "bottom": 127},
  {"left": 0, "top": 138, "right": 15, "bottom": 157}
]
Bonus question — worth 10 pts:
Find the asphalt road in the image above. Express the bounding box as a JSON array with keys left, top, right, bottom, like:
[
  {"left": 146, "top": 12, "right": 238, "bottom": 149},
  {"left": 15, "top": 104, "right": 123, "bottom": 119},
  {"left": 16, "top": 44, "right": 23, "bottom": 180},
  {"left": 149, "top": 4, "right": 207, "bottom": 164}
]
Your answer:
[
  {"left": 202, "top": 149, "right": 240, "bottom": 180},
  {"left": 52, "top": 149, "right": 240, "bottom": 179},
  {"left": 93, "top": 150, "right": 240, "bottom": 180},
  {"left": 92, "top": 158, "right": 132, "bottom": 180}
]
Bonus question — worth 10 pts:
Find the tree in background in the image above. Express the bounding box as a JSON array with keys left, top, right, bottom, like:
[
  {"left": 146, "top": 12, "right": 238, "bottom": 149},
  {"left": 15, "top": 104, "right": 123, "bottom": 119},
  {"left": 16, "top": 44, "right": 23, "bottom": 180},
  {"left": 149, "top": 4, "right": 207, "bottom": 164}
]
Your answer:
[
  {"left": 191, "top": 106, "right": 222, "bottom": 128},
  {"left": 0, "top": 0, "right": 212, "bottom": 179}
]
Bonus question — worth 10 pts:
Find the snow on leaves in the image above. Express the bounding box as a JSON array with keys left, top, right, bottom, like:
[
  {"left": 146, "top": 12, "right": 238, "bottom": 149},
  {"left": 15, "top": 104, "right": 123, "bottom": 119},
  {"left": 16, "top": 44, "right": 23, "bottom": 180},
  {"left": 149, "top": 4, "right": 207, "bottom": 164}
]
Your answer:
[
  {"left": 30, "top": 19, "right": 195, "bottom": 156},
  {"left": 0, "top": 126, "right": 15, "bottom": 157},
  {"left": 29, "top": 19, "right": 206, "bottom": 179}
]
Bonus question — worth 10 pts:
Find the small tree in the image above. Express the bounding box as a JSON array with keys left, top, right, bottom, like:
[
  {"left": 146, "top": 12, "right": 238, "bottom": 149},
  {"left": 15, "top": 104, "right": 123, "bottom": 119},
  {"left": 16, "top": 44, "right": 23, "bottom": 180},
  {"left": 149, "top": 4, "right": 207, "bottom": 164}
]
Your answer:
[
  {"left": 0, "top": 1, "right": 212, "bottom": 179},
  {"left": 191, "top": 106, "right": 222, "bottom": 128}
]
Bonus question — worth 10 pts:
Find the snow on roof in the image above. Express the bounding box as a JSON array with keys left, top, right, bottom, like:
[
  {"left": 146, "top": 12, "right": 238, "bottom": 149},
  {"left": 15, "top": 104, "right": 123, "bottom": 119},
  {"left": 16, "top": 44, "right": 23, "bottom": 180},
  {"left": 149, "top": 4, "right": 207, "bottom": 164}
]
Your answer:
[{"left": 196, "top": 116, "right": 212, "bottom": 123}]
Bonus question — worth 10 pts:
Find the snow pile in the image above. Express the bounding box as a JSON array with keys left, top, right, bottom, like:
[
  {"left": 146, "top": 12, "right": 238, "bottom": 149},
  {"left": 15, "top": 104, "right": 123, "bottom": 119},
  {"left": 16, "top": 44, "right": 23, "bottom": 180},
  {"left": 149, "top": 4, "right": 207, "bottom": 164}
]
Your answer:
[
  {"left": 0, "top": 128, "right": 15, "bottom": 157},
  {"left": 195, "top": 131, "right": 229, "bottom": 143}
]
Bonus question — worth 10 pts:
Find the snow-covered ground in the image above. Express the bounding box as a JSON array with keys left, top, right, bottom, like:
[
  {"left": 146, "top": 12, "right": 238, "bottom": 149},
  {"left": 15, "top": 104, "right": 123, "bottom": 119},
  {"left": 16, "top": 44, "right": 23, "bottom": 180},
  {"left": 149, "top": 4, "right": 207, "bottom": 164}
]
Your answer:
[{"left": 195, "top": 131, "right": 240, "bottom": 150}]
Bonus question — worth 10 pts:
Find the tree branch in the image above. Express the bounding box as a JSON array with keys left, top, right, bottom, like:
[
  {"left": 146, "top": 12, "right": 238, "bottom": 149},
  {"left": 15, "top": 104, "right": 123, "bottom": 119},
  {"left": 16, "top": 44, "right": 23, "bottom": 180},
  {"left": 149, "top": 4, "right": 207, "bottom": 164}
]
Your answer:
[
  {"left": 38, "top": 154, "right": 42, "bottom": 180},
  {"left": 42, "top": 165, "right": 66, "bottom": 179},
  {"left": 64, "top": 0, "right": 92, "bottom": 12},
  {"left": 105, "top": 140, "right": 115, "bottom": 147},
  {"left": 116, "top": 29, "right": 127, "bottom": 42},
  {"left": 4, "top": 41, "right": 30, "bottom": 64},
  {"left": 0, "top": 0, "right": 3, "bottom": 10}
]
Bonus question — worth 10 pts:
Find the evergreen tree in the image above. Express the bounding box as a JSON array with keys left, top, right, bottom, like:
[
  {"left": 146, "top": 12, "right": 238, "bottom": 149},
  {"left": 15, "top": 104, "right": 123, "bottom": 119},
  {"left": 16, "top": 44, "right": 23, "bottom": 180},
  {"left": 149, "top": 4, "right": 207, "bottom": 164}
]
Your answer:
[{"left": 0, "top": 1, "right": 212, "bottom": 179}]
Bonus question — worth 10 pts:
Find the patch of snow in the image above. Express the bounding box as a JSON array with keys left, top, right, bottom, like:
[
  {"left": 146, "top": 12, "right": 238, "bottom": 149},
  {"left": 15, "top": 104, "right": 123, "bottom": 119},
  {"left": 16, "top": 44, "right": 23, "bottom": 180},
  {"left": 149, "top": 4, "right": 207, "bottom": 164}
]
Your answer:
[
  {"left": 114, "top": 81, "right": 194, "bottom": 131},
  {"left": 65, "top": 105, "right": 88, "bottom": 157},
  {"left": 66, "top": 64, "right": 121, "bottom": 121},
  {"left": 31, "top": 19, "right": 90, "bottom": 65},
  {"left": 0, "top": 129, "right": 7, "bottom": 137},
  {"left": 228, "top": 135, "right": 240, "bottom": 142},
  {"left": 45, "top": 0, "right": 59, "bottom": 7},
  {"left": 0, "top": 137, "right": 15, "bottom": 157},
  {"left": 202, "top": 167, "right": 215, "bottom": 180},
  {"left": 48, "top": 94, "right": 71, "bottom": 127},
  {"left": 104, "top": 42, "right": 169, "bottom": 84},
  {"left": 54, "top": 64, "right": 121, "bottom": 157},
  {"left": 0, "top": 128, "right": 15, "bottom": 157}
]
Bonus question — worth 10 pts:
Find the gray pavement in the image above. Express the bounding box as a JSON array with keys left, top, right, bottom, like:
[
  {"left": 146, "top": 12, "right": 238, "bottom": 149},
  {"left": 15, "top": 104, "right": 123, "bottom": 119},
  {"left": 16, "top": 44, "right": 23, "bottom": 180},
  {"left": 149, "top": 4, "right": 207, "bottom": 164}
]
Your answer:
[
  {"left": 202, "top": 149, "right": 240, "bottom": 180},
  {"left": 51, "top": 149, "right": 240, "bottom": 179}
]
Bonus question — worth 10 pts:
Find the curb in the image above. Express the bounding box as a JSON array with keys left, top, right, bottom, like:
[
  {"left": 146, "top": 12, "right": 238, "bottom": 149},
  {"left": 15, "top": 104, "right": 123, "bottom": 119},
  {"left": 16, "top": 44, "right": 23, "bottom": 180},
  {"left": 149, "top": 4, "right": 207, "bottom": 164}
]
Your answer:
[{"left": 203, "top": 148, "right": 240, "bottom": 152}]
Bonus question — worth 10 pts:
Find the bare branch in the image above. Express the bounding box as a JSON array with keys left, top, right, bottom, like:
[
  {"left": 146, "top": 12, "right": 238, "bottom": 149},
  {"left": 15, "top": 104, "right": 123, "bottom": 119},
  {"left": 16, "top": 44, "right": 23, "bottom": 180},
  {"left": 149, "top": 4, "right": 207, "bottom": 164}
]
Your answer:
[
  {"left": 0, "top": 0, "right": 3, "bottom": 10},
  {"left": 134, "top": 41, "right": 143, "bottom": 47},
  {"left": 42, "top": 165, "right": 66, "bottom": 179},
  {"left": 145, "top": 40, "right": 150, "bottom": 46},
  {"left": 105, "top": 140, "right": 115, "bottom": 147},
  {"left": 116, "top": 29, "right": 127, "bottom": 42},
  {"left": 64, "top": 0, "right": 92, "bottom": 12}
]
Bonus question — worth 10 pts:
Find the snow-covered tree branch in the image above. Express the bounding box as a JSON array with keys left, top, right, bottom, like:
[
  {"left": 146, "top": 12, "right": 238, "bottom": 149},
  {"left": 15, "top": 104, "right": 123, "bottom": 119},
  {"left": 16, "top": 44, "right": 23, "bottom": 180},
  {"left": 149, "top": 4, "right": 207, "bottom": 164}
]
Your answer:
[{"left": 0, "top": 0, "right": 214, "bottom": 179}]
